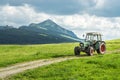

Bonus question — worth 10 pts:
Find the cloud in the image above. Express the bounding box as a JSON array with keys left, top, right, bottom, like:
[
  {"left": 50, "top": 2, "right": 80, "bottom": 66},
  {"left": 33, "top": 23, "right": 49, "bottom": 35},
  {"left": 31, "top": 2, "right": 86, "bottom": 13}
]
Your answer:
[
  {"left": 0, "top": 0, "right": 120, "bottom": 17},
  {"left": 0, "top": 4, "right": 31, "bottom": 27},
  {"left": 0, "top": 0, "right": 93, "bottom": 15},
  {"left": 0, "top": 4, "right": 51, "bottom": 27},
  {"left": 52, "top": 14, "right": 120, "bottom": 40},
  {"left": 88, "top": 0, "right": 120, "bottom": 17},
  {"left": 0, "top": 4, "right": 120, "bottom": 40}
]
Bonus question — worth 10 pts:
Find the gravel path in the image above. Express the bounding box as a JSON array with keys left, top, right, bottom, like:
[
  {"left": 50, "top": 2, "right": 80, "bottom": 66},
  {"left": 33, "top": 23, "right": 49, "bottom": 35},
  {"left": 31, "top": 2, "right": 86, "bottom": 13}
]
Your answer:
[
  {"left": 0, "top": 57, "right": 80, "bottom": 79},
  {"left": 0, "top": 49, "right": 119, "bottom": 79}
]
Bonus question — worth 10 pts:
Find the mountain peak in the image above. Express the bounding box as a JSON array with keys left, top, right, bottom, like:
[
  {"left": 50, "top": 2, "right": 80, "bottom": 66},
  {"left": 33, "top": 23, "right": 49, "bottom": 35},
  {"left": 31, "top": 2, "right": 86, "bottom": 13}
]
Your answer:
[
  {"left": 40, "top": 19, "right": 56, "bottom": 25},
  {"left": 45, "top": 19, "right": 53, "bottom": 22}
]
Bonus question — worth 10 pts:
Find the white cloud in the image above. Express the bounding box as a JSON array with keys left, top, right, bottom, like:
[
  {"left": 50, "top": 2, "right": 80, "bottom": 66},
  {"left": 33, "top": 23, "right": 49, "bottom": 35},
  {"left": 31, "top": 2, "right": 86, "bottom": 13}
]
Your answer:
[
  {"left": 52, "top": 14, "right": 120, "bottom": 40},
  {"left": 94, "top": 0, "right": 105, "bottom": 9},
  {"left": 0, "top": 4, "right": 120, "bottom": 40},
  {"left": 0, "top": 4, "right": 51, "bottom": 27}
]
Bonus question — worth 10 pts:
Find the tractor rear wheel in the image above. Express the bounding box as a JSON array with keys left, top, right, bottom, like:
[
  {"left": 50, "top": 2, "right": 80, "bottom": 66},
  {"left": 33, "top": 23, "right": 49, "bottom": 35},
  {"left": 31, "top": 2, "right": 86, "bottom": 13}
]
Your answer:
[
  {"left": 97, "top": 43, "right": 106, "bottom": 54},
  {"left": 87, "top": 47, "right": 94, "bottom": 56},
  {"left": 74, "top": 46, "right": 80, "bottom": 55}
]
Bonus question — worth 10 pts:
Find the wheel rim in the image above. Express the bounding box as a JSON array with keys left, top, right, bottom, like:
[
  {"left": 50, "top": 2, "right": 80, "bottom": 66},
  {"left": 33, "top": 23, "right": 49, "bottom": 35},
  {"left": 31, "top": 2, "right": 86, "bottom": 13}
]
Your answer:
[
  {"left": 90, "top": 47, "right": 94, "bottom": 56},
  {"left": 101, "top": 44, "right": 105, "bottom": 52},
  {"left": 90, "top": 49, "right": 94, "bottom": 54}
]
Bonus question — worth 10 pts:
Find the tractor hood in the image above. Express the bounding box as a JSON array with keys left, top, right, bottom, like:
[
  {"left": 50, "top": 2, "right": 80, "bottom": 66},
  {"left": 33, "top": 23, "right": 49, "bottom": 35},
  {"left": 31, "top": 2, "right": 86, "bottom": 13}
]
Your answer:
[
  {"left": 80, "top": 39, "right": 85, "bottom": 43},
  {"left": 80, "top": 39, "right": 91, "bottom": 47}
]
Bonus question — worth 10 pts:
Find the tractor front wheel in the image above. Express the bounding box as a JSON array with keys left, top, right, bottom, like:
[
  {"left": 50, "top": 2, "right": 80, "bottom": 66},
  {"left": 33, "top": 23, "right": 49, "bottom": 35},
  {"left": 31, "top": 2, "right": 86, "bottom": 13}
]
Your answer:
[
  {"left": 97, "top": 43, "right": 106, "bottom": 54},
  {"left": 87, "top": 47, "right": 94, "bottom": 56},
  {"left": 74, "top": 46, "right": 80, "bottom": 55}
]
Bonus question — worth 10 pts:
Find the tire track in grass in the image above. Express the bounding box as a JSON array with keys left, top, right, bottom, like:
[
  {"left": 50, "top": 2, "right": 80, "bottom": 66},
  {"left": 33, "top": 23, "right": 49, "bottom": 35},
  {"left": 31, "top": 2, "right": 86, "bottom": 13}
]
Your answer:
[
  {"left": 0, "top": 49, "right": 120, "bottom": 79},
  {"left": 0, "top": 57, "right": 80, "bottom": 79}
]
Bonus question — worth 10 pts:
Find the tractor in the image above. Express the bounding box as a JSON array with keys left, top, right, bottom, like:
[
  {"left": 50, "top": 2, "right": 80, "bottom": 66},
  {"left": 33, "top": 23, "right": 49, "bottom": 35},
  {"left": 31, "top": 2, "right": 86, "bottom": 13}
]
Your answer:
[{"left": 74, "top": 32, "right": 106, "bottom": 56}]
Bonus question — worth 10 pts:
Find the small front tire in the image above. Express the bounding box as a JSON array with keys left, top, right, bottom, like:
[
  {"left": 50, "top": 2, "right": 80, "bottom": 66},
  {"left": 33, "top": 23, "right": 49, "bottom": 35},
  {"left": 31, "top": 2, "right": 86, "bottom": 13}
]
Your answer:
[
  {"left": 87, "top": 47, "right": 94, "bottom": 56},
  {"left": 74, "top": 46, "right": 80, "bottom": 56}
]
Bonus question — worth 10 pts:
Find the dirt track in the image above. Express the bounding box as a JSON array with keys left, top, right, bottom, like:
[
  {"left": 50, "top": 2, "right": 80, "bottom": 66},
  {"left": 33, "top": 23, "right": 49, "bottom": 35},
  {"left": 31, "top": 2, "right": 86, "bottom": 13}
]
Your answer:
[
  {"left": 0, "top": 49, "right": 120, "bottom": 79},
  {"left": 0, "top": 57, "right": 80, "bottom": 79}
]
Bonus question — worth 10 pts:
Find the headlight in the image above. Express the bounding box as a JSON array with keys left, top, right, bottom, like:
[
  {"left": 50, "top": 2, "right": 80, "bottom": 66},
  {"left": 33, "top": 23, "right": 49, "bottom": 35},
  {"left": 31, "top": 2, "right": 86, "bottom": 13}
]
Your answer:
[{"left": 80, "top": 43, "right": 84, "bottom": 47}]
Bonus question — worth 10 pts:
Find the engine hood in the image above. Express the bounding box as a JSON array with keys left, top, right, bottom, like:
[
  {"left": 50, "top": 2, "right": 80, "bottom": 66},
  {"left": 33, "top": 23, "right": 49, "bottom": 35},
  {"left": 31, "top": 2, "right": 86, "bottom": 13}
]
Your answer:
[{"left": 80, "top": 39, "right": 91, "bottom": 47}]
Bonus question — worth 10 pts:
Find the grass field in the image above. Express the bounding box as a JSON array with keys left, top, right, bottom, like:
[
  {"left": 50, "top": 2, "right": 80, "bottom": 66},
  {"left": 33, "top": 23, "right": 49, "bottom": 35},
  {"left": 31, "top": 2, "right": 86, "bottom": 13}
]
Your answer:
[
  {"left": 0, "top": 43, "right": 77, "bottom": 67},
  {"left": 0, "top": 39, "right": 120, "bottom": 68},
  {"left": 6, "top": 52, "right": 120, "bottom": 80},
  {"left": 0, "top": 39, "right": 120, "bottom": 80},
  {"left": 106, "top": 39, "right": 120, "bottom": 51}
]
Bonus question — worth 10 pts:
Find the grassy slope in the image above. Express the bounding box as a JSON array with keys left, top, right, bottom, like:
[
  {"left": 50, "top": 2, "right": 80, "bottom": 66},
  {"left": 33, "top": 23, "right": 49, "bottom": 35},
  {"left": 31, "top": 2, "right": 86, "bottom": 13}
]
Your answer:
[
  {"left": 0, "top": 39, "right": 120, "bottom": 68},
  {"left": 3, "top": 39, "right": 120, "bottom": 80},
  {"left": 0, "top": 43, "right": 77, "bottom": 67},
  {"left": 7, "top": 53, "right": 120, "bottom": 80},
  {"left": 106, "top": 39, "right": 120, "bottom": 50}
]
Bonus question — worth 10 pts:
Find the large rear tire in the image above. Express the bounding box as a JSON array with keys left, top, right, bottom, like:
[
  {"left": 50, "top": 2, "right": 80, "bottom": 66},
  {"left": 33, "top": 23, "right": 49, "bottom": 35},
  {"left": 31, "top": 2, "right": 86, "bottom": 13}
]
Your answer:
[
  {"left": 74, "top": 46, "right": 80, "bottom": 55},
  {"left": 97, "top": 43, "right": 106, "bottom": 54},
  {"left": 87, "top": 47, "right": 94, "bottom": 56}
]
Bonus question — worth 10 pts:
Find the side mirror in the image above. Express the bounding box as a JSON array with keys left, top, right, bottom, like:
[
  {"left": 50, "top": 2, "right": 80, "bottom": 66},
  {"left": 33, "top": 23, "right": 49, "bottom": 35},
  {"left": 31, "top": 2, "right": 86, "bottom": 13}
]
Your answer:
[{"left": 83, "top": 34, "right": 85, "bottom": 37}]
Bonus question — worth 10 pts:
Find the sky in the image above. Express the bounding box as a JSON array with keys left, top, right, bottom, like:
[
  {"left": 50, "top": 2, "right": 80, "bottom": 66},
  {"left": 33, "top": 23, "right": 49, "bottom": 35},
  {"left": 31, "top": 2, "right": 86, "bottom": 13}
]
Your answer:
[{"left": 0, "top": 0, "right": 120, "bottom": 40}]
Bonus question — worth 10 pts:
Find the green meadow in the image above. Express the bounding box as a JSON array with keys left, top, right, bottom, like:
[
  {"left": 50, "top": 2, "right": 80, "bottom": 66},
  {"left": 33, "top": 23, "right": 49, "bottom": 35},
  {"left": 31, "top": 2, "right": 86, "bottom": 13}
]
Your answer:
[
  {"left": 0, "top": 43, "right": 77, "bottom": 67},
  {"left": 0, "top": 39, "right": 120, "bottom": 80},
  {"left": 6, "top": 52, "right": 120, "bottom": 80},
  {"left": 0, "top": 39, "right": 120, "bottom": 68}
]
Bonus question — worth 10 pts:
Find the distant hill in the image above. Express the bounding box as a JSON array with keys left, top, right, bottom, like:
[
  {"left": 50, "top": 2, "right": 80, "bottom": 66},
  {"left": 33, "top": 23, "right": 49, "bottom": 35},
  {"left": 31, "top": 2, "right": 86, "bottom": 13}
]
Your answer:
[
  {"left": 0, "top": 25, "right": 13, "bottom": 30},
  {"left": 0, "top": 19, "right": 80, "bottom": 44}
]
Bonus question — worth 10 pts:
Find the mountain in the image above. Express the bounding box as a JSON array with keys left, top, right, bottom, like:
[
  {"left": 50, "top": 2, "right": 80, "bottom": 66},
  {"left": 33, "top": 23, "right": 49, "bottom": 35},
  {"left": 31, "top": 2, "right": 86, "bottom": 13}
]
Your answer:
[
  {"left": 0, "top": 25, "right": 13, "bottom": 30},
  {"left": 37, "top": 19, "right": 78, "bottom": 38},
  {"left": 0, "top": 19, "right": 80, "bottom": 44}
]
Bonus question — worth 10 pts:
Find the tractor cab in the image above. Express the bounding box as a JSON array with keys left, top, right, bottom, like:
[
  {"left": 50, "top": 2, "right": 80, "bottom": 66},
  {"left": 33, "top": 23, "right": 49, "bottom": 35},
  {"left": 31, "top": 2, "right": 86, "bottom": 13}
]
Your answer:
[{"left": 85, "top": 32, "right": 102, "bottom": 42}]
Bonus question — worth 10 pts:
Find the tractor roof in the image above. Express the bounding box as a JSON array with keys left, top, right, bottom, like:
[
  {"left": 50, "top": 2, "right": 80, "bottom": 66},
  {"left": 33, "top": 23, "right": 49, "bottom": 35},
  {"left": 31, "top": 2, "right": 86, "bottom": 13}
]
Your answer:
[{"left": 86, "top": 32, "right": 102, "bottom": 36}]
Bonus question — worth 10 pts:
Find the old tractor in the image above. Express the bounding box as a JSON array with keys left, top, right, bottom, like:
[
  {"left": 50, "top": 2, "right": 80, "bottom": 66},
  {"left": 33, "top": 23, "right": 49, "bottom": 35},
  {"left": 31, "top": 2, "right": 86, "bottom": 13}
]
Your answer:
[{"left": 74, "top": 32, "right": 106, "bottom": 56}]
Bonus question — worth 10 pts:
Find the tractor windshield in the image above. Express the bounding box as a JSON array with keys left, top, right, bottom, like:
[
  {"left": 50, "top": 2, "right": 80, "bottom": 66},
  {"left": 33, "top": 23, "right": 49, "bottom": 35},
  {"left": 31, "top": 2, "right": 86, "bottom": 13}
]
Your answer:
[
  {"left": 85, "top": 34, "right": 102, "bottom": 41},
  {"left": 85, "top": 35, "right": 93, "bottom": 41}
]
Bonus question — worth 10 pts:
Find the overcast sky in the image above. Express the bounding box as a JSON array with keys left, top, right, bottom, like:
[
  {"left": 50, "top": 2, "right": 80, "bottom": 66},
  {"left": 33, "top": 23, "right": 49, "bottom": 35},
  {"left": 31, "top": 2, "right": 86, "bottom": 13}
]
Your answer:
[{"left": 0, "top": 0, "right": 120, "bottom": 40}]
